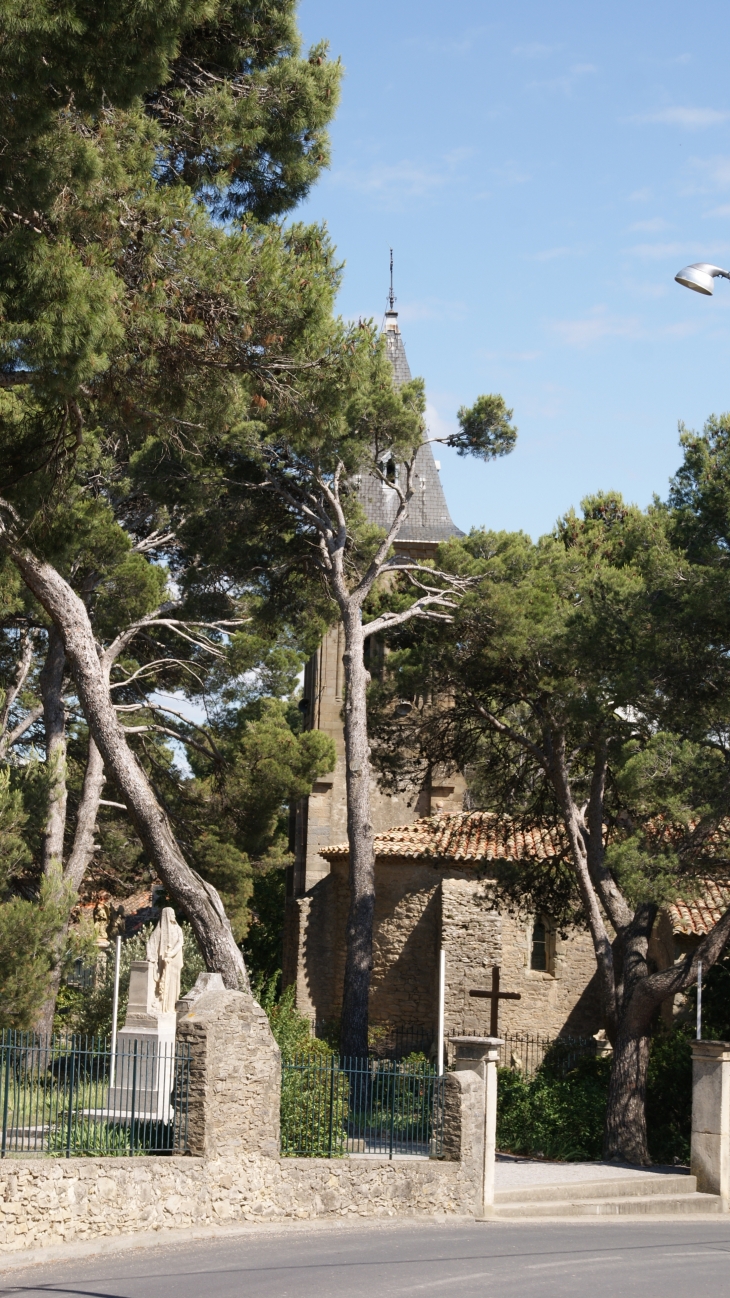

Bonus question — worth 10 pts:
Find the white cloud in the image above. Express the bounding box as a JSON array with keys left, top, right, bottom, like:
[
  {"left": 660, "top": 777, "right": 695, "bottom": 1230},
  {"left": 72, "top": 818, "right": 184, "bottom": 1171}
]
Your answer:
[
  {"left": 531, "top": 246, "right": 578, "bottom": 262},
  {"left": 628, "top": 187, "right": 652, "bottom": 202},
  {"left": 512, "top": 42, "right": 562, "bottom": 59},
  {"left": 629, "top": 217, "right": 671, "bottom": 232},
  {"left": 550, "top": 305, "right": 703, "bottom": 348},
  {"left": 632, "top": 106, "right": 730, "bottom": 128},
  {"left": 492, "top": 160, "right": 531, "bottom": 186},
  {"left": 425, "top": 401, "right": 457, "bottom": 445},
  {"left": 688, "top": 156, "right": 730, "bottom": 192},
  {"left": 397, "top": 299, "right": 467, "bottom": 324},
  {"left": 551, "top": 307, "right": 643, "bottom": 347},
  {"left": 627, "top": 241, "right": 711, "bottom": 260},
  {"left": 705, "top": 204, "right": 730, "bottom": 217},
  {"left": 528, "top": 63, "right": 597, "bottom": 96},
  {"left": 332, "top": 149, "right": 474, "bottom": 207},
  {"left": 334, "top": 163, "right": 446, "bottom": 198},
  {"left": 479, "top": 350, "right": 542, "bottom": 362}
]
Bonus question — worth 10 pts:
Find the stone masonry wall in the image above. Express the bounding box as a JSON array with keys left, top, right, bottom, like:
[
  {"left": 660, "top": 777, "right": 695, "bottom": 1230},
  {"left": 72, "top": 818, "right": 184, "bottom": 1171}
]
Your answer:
[
  {"left": 177, "top": 988, "right": 280, "bottom": 1160},
  {"left": 295, "top": 860, "right": 604, "bottom": 1040},
  {"left": 0, "top": 989, "right": 479, "bottom": 1255},
  {"left": 295, "top": 859, "right": 444, "bottom": 1029},
  {"left": 442, "top": 875, "right": 603, "bottom": 1040},
  {"left": 0, "top": 1152, "right": 471, "bottom": 1253}
]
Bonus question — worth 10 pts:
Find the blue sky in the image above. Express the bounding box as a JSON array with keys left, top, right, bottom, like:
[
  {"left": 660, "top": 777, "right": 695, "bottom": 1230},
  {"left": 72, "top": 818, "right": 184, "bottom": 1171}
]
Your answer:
[{"left": 296, "top": 0, "right": 730, "bottom": 539}]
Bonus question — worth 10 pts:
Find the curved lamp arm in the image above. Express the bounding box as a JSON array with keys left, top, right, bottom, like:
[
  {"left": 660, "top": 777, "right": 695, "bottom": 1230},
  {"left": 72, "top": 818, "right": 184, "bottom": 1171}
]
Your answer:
[{"left": 675, "top": 263, "right": 730, "bottom": 296}]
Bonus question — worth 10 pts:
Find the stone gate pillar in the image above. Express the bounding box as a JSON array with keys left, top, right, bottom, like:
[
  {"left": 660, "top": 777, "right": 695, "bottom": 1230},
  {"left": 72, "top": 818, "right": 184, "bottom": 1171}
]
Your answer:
[
  {"left": 442, "top": 1035, "right": 502, "bottom": 1217},
  {"left": 176, "top": 989, "right": 281, "bottom": 1160},
  {"left": 691, "top": 1039, "right": 730, "bottom": 1209}
]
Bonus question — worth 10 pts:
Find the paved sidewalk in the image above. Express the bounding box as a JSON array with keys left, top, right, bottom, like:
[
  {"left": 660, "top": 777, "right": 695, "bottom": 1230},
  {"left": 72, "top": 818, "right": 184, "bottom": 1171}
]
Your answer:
[{"left": 494, "top": 1154, "right": 688, "bottom": 1191}]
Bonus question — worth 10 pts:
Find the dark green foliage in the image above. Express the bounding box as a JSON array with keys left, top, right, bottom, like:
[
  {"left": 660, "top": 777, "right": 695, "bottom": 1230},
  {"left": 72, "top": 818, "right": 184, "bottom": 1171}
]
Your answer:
[
  {"left": 667, "top": 413, "right": 730, "bottom": 561},
  {"left": 497, "top": 1057, "right": 610, "bottom": 1162},
  {"left": 496, "top": 1033, "right": 694, "bottom": 1165},
  {"left": 256, "top": 978, "right": 330, "bottom": 1058},
  {"left": 244, "top": 863, "right": 286, "bottom": 982},
  {"left": 646, "top": 1030, "right": 692, "bottom": 1165},
  {"left": 0, "top": 772, "right": 81, "bottom": 1028},
  {"left": 1, "top": 0, "right": 340, "bottom": 222},
  {"left": 450, "top": 394, "right": 517, "bottom": 461}
]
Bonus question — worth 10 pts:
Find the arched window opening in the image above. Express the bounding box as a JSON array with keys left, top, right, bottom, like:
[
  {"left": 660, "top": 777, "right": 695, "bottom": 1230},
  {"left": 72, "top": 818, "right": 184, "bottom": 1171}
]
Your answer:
[{"left": 530, "top": 918, "right": 547, "bottom": 971}]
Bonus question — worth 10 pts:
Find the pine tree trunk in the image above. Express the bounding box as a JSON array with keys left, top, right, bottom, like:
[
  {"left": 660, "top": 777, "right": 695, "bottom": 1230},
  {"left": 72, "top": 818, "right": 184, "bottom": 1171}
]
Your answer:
[
  {"left": 6, "top": 542, "right": 249, "bottom": 993},
  {"left": 39, "top": 627, "right": 67, "bottom": 874},
  {"left": 603, "top": 1027, "right": 652, "bottom": 1164},
  {"left": 339, "top": 610, "right": 375, "bottom": 1059},
  {"left": 33, "top": 739, "right": 107, "bottom": 1040}
]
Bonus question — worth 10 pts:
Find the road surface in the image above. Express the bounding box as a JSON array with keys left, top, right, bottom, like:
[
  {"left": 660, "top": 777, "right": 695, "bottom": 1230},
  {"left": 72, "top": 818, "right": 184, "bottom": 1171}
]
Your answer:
[{"left": 1, "top": 1217, "right": 729, "bottom": 1298}]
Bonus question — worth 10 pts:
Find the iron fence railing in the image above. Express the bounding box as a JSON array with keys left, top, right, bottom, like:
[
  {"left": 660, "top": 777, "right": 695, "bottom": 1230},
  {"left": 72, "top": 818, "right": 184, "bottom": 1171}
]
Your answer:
[
  {"left": 368, "top": 1025, "right": 434, "bottom": 1061},
  {"left": 0, "top": 1031, "right": 191, "bottom": 1158},
  {"left": 65, "top": 956, "right": 105, "bottom": 991},
  {"left": 281, "top": 1055, "right": 444, "bottom": 1159},
  {"left": 495, "top": 1031, "right": 598, "bottom": 1078},
  {"left": 310, "top": 1022, "right": 434, "bottom": 1061}
]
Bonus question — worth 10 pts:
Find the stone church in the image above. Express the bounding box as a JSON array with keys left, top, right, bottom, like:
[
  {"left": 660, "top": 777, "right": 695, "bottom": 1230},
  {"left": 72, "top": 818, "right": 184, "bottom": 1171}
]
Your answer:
[{"left": 281, "top": 297, "right": 711, "bottom": 1050}]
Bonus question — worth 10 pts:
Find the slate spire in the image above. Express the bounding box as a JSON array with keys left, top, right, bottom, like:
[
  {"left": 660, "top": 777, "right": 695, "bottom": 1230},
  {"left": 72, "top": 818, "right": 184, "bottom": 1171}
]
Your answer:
[{"left": 356, "top": 259, "right": 464, "bottom": 552}]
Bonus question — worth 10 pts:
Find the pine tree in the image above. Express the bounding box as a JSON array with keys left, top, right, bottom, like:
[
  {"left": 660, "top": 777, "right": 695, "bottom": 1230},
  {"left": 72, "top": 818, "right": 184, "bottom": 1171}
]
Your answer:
[{"left": 0, "top": 0, "right": 342, "bottom": 993}]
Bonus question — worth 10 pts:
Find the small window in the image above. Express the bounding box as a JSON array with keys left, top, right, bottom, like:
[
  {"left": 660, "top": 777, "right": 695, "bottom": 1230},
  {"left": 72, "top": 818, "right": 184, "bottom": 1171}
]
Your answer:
[
  {"left": 380, "top": 457, "right": 398, "bottom": 486},
  {"left": 530, "top": 918, "right": 547, "bottom": 971}
]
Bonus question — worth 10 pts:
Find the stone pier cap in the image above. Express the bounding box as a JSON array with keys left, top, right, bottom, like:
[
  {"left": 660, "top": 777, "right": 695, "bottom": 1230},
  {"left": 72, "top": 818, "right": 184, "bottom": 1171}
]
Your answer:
[
  {"left": 449, "top": 1036, "right": 503, "bottom": 1070},
  {"left": 691, "top": 1039, "right": 730, "bottom": 1062}
]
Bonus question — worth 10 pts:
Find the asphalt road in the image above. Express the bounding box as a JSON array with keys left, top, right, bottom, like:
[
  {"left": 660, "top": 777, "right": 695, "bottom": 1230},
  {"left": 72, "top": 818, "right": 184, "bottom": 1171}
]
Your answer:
[{"left": 2, "top": 1218, "right": 730, "bottom": 1298}]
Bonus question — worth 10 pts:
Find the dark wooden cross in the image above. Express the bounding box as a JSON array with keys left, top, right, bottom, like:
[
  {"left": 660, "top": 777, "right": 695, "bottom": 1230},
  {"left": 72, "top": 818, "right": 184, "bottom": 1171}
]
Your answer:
[{"left": 469, "top": 966, "right": 521, "bottom": 1037}]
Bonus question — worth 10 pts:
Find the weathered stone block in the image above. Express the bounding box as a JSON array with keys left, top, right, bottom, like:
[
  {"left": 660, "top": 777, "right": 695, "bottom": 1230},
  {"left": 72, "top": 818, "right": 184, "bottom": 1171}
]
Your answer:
[
  {"left": 176, "top": 988, "right": 281, "bottom": 1160},
  {"left": 691, "top": 1039, "right": 730, "bottom": 1206}
]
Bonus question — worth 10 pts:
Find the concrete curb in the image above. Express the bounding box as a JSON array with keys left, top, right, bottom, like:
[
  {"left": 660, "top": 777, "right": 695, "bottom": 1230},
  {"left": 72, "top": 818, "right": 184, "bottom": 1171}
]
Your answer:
[
  {"left": 0, "top": 1214, "right": 478, "bottom": 1273},
  {"left": 3, "top": 1208, "right": 730, "bottom": 1274}
]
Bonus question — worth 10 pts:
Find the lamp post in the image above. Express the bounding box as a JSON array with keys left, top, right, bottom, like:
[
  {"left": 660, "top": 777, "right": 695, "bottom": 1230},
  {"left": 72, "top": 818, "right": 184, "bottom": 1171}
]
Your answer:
[{"left": 675, "top": 263, "right": 730, "bottom": 295}]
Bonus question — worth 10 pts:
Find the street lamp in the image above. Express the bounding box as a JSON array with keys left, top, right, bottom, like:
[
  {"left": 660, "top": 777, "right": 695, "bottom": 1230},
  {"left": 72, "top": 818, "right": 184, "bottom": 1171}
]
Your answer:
[{"left": 675, "top": 263, "right": 730, "bottom": 296}]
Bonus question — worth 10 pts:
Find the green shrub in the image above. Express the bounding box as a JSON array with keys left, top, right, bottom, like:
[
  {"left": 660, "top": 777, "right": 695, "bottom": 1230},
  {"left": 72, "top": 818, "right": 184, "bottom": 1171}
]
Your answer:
[
  {"left": 646, "top": 1028, "right": 692, "bottom": 1165},
  {"left": 496, "top": 1029, "right": 694, "bottom": 1164},
  {"left": 253, "top": 974, "right": 332, "bottom": 1060},
  {"left": 497, "top": 1056, "right": 609, "bottom": 1161}
]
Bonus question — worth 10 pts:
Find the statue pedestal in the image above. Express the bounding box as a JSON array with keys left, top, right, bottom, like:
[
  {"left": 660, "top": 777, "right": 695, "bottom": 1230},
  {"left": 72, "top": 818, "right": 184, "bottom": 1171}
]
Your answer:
[{"left": 108, "top": 961, "right": 177, "bottom": 1122}]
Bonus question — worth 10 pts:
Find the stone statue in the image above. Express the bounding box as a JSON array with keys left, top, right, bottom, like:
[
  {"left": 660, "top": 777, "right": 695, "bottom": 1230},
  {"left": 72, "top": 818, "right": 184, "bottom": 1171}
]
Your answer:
[
  {"left": 145, "top": 907, "right": 184, "bottom": 1014},
  {"left": 92, "top": 896, "right": 111, "bottom": 949}
]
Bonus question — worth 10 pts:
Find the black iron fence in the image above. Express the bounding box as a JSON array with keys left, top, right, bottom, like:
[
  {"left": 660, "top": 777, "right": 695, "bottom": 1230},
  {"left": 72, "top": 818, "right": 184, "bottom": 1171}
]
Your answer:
[
  {"left": 368, "top": 1025, "right": 433, "bottom": 1061},
  {"left": 0, "top": 1031, "right": 191, "bottom": 1158},
  {"left": 310, "top": 1022, "right": 434, "bottom": 1061},
  {"left": 281, "top": 1056, "right": 444, "bottom": 1159},
  {"left": 495, "top": 1031, "right": 598, "bottom": 1078}
]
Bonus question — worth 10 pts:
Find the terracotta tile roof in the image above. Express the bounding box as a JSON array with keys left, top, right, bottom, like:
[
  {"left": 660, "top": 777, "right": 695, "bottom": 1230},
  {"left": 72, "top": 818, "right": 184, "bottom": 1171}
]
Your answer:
[
  {"left": 668, "top": 880, "right": 730, "bottom": 937},
  {"left": 320, "top": 816, "right": 730, "bottom": 933},
  {"left": 319, "top": 811, "right": 565, "bottom": 865}
]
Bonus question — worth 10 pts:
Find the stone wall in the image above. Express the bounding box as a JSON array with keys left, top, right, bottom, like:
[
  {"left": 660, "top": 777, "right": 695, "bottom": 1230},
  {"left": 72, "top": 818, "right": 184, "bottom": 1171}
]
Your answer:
[
  {"left": 0, "top": 1151, "right": 471, "bottom": 1253},
  {"left": 0, "top": 988, "right": 479, "bottom": 1256},
  {"left": 293, "top": 859, "right": 444, "bottom": 1029},
  {"left": 294, "top": 860, "right": 604, "bottom": 1040},
  {"left": 441, "top": 875, "right": 603, "bottom": 1040},
  {"left": 177, "top": 988, "right": 280, "bottom": 1160}
]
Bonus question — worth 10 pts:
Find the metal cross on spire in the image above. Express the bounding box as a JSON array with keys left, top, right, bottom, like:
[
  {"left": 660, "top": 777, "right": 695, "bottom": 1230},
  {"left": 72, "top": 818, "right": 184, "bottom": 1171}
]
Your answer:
[{"left": 388, "top": 248, "right": 396, "bottom": 311}]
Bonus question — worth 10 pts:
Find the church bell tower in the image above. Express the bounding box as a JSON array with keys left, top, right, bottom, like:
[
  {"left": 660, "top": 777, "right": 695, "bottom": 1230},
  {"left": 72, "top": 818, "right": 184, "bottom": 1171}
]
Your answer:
[{"left": 285, "top": 262, "right": 466, "bottom": 912}]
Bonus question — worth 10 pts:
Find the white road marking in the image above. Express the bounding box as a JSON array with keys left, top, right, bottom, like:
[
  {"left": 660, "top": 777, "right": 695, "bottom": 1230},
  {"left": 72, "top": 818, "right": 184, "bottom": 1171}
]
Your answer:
[
  {"left": 526, "top": 1256, "right": 624, "bottom": 1270},
  {"left": 397, "top": 1270, "right": 493, "bottom": 1292}
]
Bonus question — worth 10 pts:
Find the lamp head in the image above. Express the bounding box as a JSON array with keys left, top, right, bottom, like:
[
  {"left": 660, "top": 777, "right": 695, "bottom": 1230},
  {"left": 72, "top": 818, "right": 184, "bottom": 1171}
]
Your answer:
[{"left": 675, "top": 263, "right": 730, "bottom": 295}]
